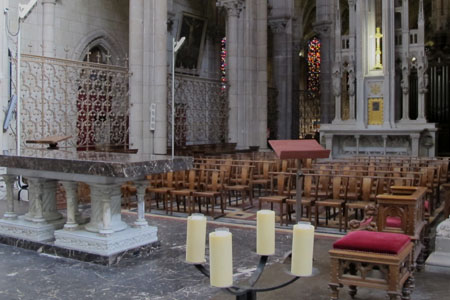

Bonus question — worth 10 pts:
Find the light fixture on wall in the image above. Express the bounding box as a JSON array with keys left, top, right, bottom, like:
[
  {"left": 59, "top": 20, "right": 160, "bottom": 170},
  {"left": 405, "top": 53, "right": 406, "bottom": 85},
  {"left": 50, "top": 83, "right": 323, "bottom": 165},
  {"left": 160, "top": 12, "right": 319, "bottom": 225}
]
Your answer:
[{"left": 171, "top": 36, "right": 186, "bottom": 159}]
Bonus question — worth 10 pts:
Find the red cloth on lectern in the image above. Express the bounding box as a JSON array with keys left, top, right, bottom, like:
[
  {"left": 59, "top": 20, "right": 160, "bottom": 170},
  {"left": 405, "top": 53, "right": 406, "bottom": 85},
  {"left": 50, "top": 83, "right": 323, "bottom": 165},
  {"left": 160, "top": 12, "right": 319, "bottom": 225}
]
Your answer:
[{"left": 268, "top": 140, "right": 330, "bottom": 159}]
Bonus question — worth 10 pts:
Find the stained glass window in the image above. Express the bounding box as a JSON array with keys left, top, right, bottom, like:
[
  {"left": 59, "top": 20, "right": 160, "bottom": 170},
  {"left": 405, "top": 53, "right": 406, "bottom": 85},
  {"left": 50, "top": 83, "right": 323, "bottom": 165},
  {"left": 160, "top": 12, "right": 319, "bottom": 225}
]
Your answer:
[
  {"left": 307, "top": 37, "right": 321, "bottom": 93},
  {"left": 300, "top": 37, "right": 321, "bottom": 138},
  {"left": 221, "top": 37, "right": 227, "bottom": 90}
]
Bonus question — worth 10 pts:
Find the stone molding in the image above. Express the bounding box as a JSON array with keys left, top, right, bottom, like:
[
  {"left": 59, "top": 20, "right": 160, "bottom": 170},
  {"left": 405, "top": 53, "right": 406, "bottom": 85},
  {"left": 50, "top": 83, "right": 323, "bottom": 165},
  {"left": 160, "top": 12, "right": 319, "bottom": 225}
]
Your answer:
[
  {"left": 314, "top": 20, "right": 333, "bottom": 37},
  {"left": 217, "top": 0, "right": 245, "bottom": 18},
  {"left": 54, "top": 226, "right": 158, "bottom": 256}
]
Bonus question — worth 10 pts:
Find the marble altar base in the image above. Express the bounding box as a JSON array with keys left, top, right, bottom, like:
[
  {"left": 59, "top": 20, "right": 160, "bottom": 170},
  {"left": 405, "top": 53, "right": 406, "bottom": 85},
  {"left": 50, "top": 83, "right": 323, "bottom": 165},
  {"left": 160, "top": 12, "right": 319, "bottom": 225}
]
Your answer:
[
  {"left": 425, "top": 218, "right": 450, "bottom": 274},
  {"left": 0, "top": 216, "right": 65, "bottom": 242},
  {"left": 54, "top": 225, "right": 158, "bottom": 257}
]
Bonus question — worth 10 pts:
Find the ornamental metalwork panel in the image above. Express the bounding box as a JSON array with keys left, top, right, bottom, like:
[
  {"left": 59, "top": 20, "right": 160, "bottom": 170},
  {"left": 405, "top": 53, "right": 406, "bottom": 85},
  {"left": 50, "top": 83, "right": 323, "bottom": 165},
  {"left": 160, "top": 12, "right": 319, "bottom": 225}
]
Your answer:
[
  {"left": 10, "top": 54, "right": 130, "bottom": 150},
  {"left": 168, "top": 74, "right": 228, "bottom": 146}
]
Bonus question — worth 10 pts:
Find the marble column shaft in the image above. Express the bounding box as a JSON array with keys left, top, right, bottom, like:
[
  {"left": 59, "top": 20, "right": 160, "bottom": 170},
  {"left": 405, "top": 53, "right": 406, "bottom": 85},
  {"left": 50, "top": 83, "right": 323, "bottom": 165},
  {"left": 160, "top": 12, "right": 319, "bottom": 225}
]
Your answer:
[
  {"left": 61, "top": 181, "right": 79, "bottom": 230},
  {"left": 134, "top": 181, "right": 149, "bottom": 227},
  {"left": 85, "top": 183, "right": 127, "bottom": 234},
  {"left": 42, "top": 0, "right": 57, "bottom": 57},
  {"left": 2, "top": 175, "right": 17, "bottom": 219}
]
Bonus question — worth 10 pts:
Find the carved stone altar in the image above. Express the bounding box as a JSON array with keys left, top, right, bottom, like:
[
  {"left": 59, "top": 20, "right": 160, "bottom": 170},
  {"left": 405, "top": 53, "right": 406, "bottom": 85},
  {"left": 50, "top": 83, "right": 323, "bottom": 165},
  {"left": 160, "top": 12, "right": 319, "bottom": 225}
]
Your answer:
[
  {"left": 320, "top": 0, "right": 436, "bottom": 157},
  {"left": 0, "top": 149, "right": 192, "bottom": 263},
  {"left": 425, "top": 217, "right": 450, "bottom": 274}
]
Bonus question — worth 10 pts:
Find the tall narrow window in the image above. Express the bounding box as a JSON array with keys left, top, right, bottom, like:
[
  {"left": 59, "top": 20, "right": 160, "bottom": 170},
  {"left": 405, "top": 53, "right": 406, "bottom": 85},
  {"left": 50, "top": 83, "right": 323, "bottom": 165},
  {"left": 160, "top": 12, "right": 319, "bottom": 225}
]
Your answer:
[
  {"left": 220, "top": 37, "right": 227, "bottom": 90},
  {"left": 300, "top": 37, "right": 321, "bottom": 138}
]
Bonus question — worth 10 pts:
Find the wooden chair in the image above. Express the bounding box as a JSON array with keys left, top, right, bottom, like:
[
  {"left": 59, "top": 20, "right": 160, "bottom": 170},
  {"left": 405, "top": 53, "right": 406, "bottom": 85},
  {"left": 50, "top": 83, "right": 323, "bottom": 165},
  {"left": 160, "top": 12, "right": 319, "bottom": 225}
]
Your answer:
[
  {"left": 121, "top": 182, "right": 137, "bottom": 209},
  {"left": 286, "top": 174, "right": 317, "bottom": 223},
  {"left": 170, "top": 169, "right": 197, "bottom": 214},
  {"left": 224, "top": 165, "right": 254, "bottom": 210},
  {"left": 344, "top": 177, "right": 373, "bottom": 230},
  {"left": 252, "top": 161, "right": 272, "bottom": 196},
  {"left": 259, "top": 173, "right": 291, "bottom": 226},
  {"left": 315, "top": 176, "right": 346, "bottom": 231},
  {"left": 192, "top": 170, "right": 225, "bottom": 219},
  {"left": 146, "top": 172, "right": 175, "bottom": 215}
]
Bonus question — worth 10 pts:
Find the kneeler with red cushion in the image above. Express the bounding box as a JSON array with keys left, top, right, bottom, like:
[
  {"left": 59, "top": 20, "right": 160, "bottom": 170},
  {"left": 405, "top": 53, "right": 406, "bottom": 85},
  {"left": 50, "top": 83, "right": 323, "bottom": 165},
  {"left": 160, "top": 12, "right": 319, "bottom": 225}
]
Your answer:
[{"left": 329, "top": 231, "right": 415, "bottom": 300}]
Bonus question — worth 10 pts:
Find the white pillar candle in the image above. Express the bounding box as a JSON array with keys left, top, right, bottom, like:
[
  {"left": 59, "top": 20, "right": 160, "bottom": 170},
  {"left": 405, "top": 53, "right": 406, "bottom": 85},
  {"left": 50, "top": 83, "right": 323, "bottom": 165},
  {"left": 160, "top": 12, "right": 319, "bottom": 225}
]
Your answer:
[
  {"left": 291, "top": 222, "right": 314, "bottom": 276},
  {"left": 209, "top": 228, "right": 233, "bottom": 287},
  {"left": 257, "top": 210, "right": 275, "bottom": 255},
  {"left": 186, "top": 214, "right": 207, "bottom": 264}
]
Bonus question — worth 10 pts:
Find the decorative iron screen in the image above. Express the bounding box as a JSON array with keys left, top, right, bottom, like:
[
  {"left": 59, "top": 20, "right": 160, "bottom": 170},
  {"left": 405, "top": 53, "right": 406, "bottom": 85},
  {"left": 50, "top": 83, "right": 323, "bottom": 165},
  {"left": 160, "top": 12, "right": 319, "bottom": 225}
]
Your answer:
[
  {"left": 10, "top": 54, "right": 130, "bottom": 150},
  {"left": 168, "top": 74, "right": 228, "bottom": 146}
]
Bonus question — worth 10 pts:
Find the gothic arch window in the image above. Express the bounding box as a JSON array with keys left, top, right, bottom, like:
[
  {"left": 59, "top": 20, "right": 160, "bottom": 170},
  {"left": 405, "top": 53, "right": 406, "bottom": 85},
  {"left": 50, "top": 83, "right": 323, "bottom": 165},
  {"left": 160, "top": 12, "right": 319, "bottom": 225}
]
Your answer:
[{"left": 83, "top": 45, "right": 109, "bottom": 64}]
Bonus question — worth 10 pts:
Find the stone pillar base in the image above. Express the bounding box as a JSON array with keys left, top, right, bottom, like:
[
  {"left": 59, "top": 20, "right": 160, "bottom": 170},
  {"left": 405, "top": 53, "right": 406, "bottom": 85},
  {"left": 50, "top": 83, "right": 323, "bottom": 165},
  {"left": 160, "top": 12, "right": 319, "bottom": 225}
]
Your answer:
[
  {"left": 54, "top": 225, "right": 158, "bottom": 257},
  {"left": 0, "top": 216, "right": 65, "bottom": 242}
]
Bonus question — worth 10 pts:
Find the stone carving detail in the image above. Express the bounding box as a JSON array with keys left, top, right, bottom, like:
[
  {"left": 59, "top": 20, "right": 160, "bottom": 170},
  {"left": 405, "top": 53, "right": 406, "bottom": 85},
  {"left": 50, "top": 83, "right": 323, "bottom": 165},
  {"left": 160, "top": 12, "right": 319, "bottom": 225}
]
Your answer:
[
  {"left": 418, "top": 54, "right": 429, "bottom": 94},
  {"left": 401, "top": 55, "right": 410, "bottom": 95},
  {"left": 217, "top": 0, "right": 245, "bottom": 18},
  {"left": 268, "top": 18, "right": 288, "bottom": 34},
  {"left": 436, "top": 218, "right": 450, "bottom": 238},
  {"left": 55, "top": 229, "right": 158, "bottom": 254},
  {"left": 332, "top": 62, "right": 342, "bottom": 97},
  {"left": 347, "top": 62, "right": 356, "bottom": 97}
]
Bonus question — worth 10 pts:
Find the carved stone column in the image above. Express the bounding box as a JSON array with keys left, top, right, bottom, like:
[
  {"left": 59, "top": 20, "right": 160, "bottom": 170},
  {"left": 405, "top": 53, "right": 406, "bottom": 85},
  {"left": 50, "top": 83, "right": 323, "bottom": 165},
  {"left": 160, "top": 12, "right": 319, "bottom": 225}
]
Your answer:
[
  {"left": 355, "top": 135, "right": 360, "bottom": 156},
  {"left": 42, "top": 0, "right": 56, "bottom": 57},
  {"left": 2, "top": 175, "right": 17, "bottom": 219},
  {"left": 61, "top": 181, "right": 79, "bottom": 230},
  {"left": 85, "top": 183, "right": 127, "bottom": 234},
  {"left": 134, "top": 181, "right": 149, "bottom": 227},
  {"left": 417, "top": 54, "right": 428, "bottom": 122},
  {"left": 25, "top": 178, "right": 62, "bottom": 223},
  {"left": 217, "top": 0, "right": 245, "bottom": 145},
  {"left": 382, "top": 135, "right": 388, "bottom": 156},
  {"left": 332, "top": 62, "right": 342, "bottom": 122},
  {"left": 401, "top": 62, "right": 410, "bottom": 121},
  {"left": 410, "top": 133, "right": 420, "bottom": 157}
]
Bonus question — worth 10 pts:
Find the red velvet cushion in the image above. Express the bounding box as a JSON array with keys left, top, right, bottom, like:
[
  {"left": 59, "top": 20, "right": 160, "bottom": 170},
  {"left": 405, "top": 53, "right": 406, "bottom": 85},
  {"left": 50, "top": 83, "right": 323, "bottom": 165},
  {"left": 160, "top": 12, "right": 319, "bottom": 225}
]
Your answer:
[
  {"left": 386, "top": 216, "right": 402, "bottom": 228},
  {"left": 333, "top": 231, "right": 410, "bottom": 254},
  {"left": 424, "top": 200, "right": 429, "bottom": 212}
]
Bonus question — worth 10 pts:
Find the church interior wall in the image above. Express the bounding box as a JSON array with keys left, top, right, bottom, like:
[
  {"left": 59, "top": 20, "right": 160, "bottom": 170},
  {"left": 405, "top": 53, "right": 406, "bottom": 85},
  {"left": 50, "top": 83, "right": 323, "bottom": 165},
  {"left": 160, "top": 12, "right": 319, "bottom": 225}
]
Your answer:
[{"left": 7, "top": 0, "right": 129, "bottom": 62}]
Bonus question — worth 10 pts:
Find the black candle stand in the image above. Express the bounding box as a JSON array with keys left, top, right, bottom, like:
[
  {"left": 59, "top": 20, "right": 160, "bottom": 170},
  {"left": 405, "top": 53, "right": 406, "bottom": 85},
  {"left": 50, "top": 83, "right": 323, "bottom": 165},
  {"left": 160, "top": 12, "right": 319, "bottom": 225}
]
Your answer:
[{"left": 193, "top": 255, "right": 317, "bottom": 300}]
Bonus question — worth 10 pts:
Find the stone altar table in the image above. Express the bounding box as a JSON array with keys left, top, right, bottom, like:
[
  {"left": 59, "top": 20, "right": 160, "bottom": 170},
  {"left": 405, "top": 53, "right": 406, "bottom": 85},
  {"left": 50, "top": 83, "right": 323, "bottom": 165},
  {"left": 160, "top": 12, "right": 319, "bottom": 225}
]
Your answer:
[{"left": 0, "top": 148, "right": 192, "bottom": 263}]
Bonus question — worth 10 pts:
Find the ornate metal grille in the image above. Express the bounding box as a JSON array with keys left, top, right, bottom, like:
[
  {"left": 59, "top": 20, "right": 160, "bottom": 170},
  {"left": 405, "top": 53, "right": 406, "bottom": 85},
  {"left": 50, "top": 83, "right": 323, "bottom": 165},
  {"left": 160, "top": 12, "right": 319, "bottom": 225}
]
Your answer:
[
  {"left": 168, "top": 74, "right": 228, "bottom": 146},
  {"left": 10, "top": 54, "right": 130, "bottom": 150}
]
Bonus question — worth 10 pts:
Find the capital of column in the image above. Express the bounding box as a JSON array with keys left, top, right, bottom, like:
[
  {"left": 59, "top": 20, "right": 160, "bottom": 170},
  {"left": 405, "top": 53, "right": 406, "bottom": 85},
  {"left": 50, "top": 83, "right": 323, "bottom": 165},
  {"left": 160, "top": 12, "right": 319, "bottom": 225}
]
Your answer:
[
  {"left": 313, "top": 20, "right": 333, "bottom": 37},
  {"left": 348, "top": 0, "right": 356, "bottom": 7},
  {"left": 217, "top": 0, "right": 245, "bottom": 18},
  {"left": 268, "top": 17, "right": 289, "bottom": 34},
  {"left": 42, "top": 0, "right": 57, "bottom": 4}
]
